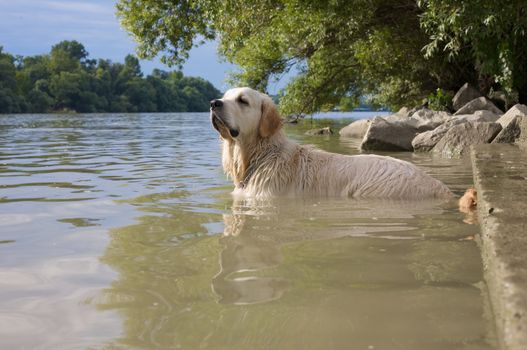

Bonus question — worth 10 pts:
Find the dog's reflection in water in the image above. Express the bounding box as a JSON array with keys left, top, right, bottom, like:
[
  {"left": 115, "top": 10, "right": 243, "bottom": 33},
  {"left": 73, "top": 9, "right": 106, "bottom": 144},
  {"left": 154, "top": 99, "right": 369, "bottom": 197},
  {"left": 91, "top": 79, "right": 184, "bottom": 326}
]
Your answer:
[
  {"left": 211, "top": 197, "right": 451, "bottom": 305},
  {"left": 212, "top": 200, "right": 288, "bottom": 305}
]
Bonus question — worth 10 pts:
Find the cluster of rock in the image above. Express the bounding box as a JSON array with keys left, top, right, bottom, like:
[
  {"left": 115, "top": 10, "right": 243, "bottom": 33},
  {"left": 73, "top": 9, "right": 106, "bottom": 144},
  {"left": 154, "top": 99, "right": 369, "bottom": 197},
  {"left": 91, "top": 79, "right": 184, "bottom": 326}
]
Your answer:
[
  {"left": 305, "top": 126, "right": 333, "bottom": 135},
  {"left": 339, "top": 83, "right": 527, "bottom": 156}
]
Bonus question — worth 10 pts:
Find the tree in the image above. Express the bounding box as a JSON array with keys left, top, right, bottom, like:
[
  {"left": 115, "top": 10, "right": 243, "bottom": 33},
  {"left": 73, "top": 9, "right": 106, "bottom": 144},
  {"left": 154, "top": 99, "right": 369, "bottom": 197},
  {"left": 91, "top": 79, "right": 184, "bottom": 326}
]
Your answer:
[
  {"left": 419, "top": 0, "right": 527, "bottom": 102},
  {"left": 116, "top": 0, "right": 527, "bottom": 112},
  {"left": 0, "top": 42, "right": 220, "bottom": 113},
  {"left": 124, "top": 54, "right": 143, "bottom": 78},
  {"left": 49, "top": 40, "right": 88, "bottom": 73},
  {"left": 0, "top": 46, "right": 27, "bottom": 112},
  {"left": 49, "top": 71, "right": 84, "bottom": 110},
  {"left": 147, "top": 74, "right": 182, "bottom": 111},
  {"left": 27, "top": 89, "right": 53, "bottom": 113},
  {"left": 51, "top": 40, "right": 88, "bottom": 62},
  {"left": 0, "top": 47, "right": 17, "bottom": 90},
  {"left": 123, "top": 77, "right": 157, "bottom": 112},
  {"left": 116, "top": 0, "right": 214, "bottom": 67}
]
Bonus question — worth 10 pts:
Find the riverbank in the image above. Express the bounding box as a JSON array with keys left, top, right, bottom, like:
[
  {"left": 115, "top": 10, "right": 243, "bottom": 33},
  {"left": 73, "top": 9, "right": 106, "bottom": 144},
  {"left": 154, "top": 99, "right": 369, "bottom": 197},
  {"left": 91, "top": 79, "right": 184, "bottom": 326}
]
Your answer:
[{"left": 472, "top": 144, "right": 527, "bottom": 350}]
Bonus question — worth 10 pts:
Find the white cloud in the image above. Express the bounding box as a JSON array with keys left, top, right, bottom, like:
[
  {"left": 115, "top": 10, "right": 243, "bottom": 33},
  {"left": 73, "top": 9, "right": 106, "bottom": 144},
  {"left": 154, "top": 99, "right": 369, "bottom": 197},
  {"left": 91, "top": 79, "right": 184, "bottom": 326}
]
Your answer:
[{"left": 42, "top": 0, "right": 112, "bottom": 14}]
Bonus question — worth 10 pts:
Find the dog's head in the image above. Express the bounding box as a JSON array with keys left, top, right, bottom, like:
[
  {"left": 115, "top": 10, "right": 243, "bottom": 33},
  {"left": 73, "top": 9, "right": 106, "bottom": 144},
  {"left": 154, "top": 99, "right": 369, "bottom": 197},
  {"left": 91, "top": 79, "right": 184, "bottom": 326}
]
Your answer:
[{"left": 210, "top": 87, "right": 282, "bottom": 141}]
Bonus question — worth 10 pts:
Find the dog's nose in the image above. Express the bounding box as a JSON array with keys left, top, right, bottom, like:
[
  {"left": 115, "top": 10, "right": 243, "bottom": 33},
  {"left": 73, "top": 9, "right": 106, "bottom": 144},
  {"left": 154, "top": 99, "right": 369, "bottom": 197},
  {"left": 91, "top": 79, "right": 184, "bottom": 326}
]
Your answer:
[{"left": 210, "top": 99, "right": 223, "bottom": 109}]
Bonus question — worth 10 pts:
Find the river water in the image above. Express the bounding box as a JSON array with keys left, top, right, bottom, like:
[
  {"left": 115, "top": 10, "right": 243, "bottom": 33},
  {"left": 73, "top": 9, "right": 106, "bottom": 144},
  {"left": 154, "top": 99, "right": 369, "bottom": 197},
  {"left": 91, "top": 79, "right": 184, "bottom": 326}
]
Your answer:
[{"left": 0, "top": 113, "right": 495, "bottom": 349}]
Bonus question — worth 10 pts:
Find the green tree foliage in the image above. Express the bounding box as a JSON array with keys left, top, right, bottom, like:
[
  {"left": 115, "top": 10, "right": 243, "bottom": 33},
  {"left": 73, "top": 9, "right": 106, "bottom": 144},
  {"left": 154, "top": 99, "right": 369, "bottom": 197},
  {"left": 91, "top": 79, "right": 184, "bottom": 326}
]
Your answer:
[
  {"left": 427, "top": 88, "right": 453, "bottom": 111},
  {"left": 0, "top": 41, "right": 220, "bottom": 113},
  {"left": 0, "top": 47, "right": 27, "bottom": 113},
  {"left": 116, "top": 0, "right": 527, "bottom": 113},
  {"left": 419, "top": 0, "right": 527, "bottom": 102}
]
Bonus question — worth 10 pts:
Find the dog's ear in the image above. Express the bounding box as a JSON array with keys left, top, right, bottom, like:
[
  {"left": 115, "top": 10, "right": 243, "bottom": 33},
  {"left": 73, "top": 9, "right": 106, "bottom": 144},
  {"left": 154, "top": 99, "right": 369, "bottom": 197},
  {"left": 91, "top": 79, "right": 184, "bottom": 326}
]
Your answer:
[{"left": 259, "top": 96, "right": 282, "bottom": 138}]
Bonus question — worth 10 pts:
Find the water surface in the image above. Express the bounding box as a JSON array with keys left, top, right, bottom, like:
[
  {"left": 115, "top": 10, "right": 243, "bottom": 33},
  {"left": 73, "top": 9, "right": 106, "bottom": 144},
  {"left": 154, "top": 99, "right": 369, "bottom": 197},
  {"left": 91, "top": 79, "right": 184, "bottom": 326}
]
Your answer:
[{"left": 0, "top": 113, "right": 494, "bottom": 349}]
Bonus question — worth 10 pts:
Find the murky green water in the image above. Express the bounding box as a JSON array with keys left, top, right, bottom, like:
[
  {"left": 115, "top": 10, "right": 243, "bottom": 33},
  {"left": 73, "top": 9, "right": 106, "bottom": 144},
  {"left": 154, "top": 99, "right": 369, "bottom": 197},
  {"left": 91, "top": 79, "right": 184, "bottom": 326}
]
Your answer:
[{"left": 0, "top": 113, "right": 494, "bottom": 349}]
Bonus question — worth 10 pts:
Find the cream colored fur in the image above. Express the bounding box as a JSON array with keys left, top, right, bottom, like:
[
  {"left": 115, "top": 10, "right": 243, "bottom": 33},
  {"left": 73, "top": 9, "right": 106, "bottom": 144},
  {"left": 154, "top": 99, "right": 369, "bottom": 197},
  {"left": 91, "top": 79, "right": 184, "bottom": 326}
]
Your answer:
[{"left": 211, "top": 87, "right": 453, "bottom": 200}]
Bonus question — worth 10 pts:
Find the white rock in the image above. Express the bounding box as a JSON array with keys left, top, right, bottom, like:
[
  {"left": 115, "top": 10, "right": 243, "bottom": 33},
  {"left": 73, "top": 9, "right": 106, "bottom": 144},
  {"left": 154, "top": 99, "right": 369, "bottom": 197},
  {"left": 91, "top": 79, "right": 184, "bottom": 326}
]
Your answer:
[
  {"left": 432, "top": 122, "right": 502, "bottom": 157},
  {"left": 454, "top": 97, "right": 503, "bottom": 115},
  {"left": 412, "top": 110, "right": 499, "bottom": 152},
  {"left": 452, "top": 83, "right": 482, "bottom": 111},
  {"left": 339, "top": 119, "right": 370, "bottom": 138},
  {"left": 496, "top": 104, "right": 527, "bottom": 129}
]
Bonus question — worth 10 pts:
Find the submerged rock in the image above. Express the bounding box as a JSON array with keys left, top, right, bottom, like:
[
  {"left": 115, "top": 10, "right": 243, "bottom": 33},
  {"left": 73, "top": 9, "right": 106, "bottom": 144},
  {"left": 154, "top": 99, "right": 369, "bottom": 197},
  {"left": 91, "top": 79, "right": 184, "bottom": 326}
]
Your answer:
[
  {"left": 432, "top": 122, "right": 502, "bottom": 157},
  {"left": 452, "top": 83, "right": 482, "bottom": 111}
]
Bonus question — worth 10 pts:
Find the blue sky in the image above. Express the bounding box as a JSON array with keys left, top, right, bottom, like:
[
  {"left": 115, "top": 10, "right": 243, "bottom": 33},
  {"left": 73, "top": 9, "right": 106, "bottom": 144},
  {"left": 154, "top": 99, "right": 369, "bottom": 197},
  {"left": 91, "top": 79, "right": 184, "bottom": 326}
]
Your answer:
[{"left": 0, "top": 0, "right": 289, "bottom": 92}]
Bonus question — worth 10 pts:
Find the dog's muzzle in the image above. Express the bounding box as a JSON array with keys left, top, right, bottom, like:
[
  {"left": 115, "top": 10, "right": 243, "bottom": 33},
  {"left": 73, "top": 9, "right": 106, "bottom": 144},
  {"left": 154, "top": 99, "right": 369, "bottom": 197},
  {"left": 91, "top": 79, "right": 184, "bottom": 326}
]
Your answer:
[
  {"left": 211, "top": 111, "right": 224, "bottom": 132},
  {"left": 210, "top": 111, "right": 239, "bottom": 138}
]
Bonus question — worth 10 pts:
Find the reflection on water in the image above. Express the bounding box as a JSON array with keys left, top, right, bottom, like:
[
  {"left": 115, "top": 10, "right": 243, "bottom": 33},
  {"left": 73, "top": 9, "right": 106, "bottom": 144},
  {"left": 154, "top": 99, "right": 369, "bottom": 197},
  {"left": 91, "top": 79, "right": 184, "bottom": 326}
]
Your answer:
[
  {"left": 0, "top": 113, "right": 494, "bottom": 349},
  {"left": 214, "top": 197, "right": 460, "bottom": 305}
]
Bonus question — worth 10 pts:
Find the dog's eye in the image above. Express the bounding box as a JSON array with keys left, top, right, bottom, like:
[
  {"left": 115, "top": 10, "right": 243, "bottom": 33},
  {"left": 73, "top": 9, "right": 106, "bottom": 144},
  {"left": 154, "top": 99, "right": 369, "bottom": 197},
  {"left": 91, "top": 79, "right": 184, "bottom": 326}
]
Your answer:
[{"left": 237, "top": 96, "right": 249, "bottom": 106}]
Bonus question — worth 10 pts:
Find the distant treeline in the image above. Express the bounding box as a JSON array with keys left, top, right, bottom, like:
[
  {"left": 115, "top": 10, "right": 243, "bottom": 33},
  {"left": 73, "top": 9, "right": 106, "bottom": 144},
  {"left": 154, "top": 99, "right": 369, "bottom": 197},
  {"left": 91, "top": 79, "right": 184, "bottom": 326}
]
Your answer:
[{"left": 0, "top": 40, "right": 221, "bottom": 113}]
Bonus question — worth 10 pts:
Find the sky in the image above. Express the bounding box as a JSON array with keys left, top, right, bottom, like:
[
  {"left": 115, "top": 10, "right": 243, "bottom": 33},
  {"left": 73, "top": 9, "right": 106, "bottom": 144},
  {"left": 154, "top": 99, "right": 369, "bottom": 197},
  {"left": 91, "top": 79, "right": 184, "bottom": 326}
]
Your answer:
[{"left": 0, "top": 0, "right": 289, "bottom": 93}]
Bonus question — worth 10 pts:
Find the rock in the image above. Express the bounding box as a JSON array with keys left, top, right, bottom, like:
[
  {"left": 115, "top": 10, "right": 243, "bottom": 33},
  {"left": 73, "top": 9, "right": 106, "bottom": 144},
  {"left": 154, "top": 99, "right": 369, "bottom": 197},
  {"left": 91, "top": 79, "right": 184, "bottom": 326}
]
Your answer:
[
  {"left": 381, "top": 109, "right": 451, "bottom": 131},
  {"left": 339, "top": 119, "right": 370, "bottom": 138},
  {"left": 359, "top": 108, "right": 458, "bottom": 151},
  {"left": 408, "top": 109, "right": 451, "bottom": 131},
  {"left": 492, "top": 115, "right": 527, "bottom": 144},
  {"left": 488, "top": 90, "right": 508, "bottom": 111},
  {"left": 407, "top": 105, "right": 426, "bottom": 117},
  {"left": 305, "top": 127, "right": 333, "bottom": 135},
  {"left": 383, "top": 113, "right": 409, "bottom": 123},
  {"left": 395, "top": 106, "right": 412, "bottom": 118},
  {"left": 360, "top": 116, "right": 417, "bottom": 151},
  {"left": 412, "top": 110, "right": 501, "bottom": 152},
  {"left": 412, "top": 129, "right": 448, "bottom": 152},
  {"left": 461, "top": 109, "right": 501, "bottom": 122},
  {"left": 454, "top": 97, "right": 503, "bottom": 116},
  {"left": 495, "top": 104, "right": 527, "bottom": 129},
  {"left": 449, "top": 110, "right": 500, "bottom": 124},
  {"left": 432, "top": 122, "right": 502, "bottom": 157},
  {"left": 452, "top": 83, "right": 482, "bottom": 111}
]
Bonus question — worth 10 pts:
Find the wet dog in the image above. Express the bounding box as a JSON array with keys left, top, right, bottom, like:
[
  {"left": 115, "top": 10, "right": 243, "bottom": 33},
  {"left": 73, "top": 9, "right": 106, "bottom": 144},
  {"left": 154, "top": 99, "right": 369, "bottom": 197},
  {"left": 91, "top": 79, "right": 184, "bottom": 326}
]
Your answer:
[{"left": 210, "top": 87, "right": 453, "bottom": 200}]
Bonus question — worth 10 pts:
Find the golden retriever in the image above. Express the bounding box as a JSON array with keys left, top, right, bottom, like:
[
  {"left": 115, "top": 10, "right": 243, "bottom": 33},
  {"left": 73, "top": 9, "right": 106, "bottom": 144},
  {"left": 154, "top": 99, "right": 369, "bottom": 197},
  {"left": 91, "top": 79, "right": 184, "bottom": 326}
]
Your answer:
[{"left": 210, "top": 87, "right": 453, "bottom": 199}]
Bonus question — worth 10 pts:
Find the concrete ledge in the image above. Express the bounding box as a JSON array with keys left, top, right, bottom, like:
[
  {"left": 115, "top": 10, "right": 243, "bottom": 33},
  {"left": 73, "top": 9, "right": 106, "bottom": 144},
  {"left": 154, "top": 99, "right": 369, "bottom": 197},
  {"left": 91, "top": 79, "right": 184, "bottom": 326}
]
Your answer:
[{"left": 471, "top": 144, "right": 527, "bottom": 350}]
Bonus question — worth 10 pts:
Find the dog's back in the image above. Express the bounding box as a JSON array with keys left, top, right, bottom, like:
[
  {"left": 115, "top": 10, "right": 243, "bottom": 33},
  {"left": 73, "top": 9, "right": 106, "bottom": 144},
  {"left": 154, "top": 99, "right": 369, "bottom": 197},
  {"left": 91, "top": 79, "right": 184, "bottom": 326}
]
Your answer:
[
  {"left": 242, "top": 139, "right": 453, "bottom": 199},
  {"left": 295, "top": 149, "right": 453, "bottom": 199}
]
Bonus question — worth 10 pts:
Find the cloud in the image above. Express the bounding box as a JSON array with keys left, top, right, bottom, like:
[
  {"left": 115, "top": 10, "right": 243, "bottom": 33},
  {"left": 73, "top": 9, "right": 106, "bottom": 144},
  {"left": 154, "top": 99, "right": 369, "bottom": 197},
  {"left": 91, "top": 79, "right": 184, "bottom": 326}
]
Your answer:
[{"left": 42, "top": 0, "right": 111, "bottom": 14}]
